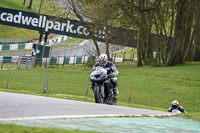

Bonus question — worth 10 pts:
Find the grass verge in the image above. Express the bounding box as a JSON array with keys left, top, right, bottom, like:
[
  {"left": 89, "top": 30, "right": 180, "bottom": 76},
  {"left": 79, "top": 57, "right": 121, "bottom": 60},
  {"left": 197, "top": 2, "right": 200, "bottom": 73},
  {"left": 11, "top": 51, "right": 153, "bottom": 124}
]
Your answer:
[
  {"left": 0, "top": 62, "right": 200, "bottom": 121},
  {"left": 0, "top": 124, "right": 99, "bottom": 133}
]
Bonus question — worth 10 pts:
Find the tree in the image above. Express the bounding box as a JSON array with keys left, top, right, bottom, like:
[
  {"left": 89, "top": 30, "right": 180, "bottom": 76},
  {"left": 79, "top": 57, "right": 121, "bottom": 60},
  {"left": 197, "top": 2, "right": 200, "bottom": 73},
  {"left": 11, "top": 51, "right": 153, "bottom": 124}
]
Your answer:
[
  {"left": 192, "top": 0, "right": 200, "bottom": 61},
  {"left": 118, "top": 0, "right": 160, "bottom": 66},
  {"left": 63, "top": 0, "right": 199, "bottom": 66},
  {"left": 23, "top": 0, "right": 26, "bottom": 5},
  {"left": 38, "top": 0, "right": 43, "bottom": 14},
  {"left": 28, "top": 0, "right": 33, "bottom": 10},
  {"left": 69, "top": 0, "right": 122, "bottom": 58},
  {"left": 151, "top": 0, "right": 175, "bottom": 65},
  {"left": 167, "top": 0, "right": 196, "bottom": 65},
  {"left": 67, "top": 0, "right": 101, "bottom": 57},
  {"left": 83, "top": 0, "right": 121, "bottom": 59}
]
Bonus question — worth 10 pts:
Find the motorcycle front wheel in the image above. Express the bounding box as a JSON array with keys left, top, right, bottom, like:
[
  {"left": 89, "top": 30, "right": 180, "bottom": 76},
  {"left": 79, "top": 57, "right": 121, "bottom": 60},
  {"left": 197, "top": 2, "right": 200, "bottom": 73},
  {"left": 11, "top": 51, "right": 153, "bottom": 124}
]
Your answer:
[{"left": 94, "top": 86, "right": 104, "bottom": 103}]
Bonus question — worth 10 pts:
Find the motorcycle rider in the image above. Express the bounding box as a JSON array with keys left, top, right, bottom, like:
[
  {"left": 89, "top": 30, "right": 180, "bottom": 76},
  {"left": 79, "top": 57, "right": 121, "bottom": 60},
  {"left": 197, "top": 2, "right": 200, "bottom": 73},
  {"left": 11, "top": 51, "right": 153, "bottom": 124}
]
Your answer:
[
  {"left": 168, "top": 100, "right": 186, "bottom": 113},
  {"left": 92, "top": 54, "right": 119, "bottom": 98}
]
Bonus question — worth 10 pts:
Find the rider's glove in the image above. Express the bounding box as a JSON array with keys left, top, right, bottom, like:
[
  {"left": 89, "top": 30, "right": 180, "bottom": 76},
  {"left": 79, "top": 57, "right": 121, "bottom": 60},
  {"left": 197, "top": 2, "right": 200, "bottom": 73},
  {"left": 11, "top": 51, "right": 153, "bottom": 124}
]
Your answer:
[{"left": 108, "top": 74, "right": 115, "bottom": 78}]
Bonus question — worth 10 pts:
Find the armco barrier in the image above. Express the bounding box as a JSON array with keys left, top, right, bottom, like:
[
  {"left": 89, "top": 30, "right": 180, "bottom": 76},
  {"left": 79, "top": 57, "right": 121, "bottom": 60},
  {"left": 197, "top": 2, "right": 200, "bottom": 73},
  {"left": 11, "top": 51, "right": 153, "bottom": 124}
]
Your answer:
[
  {"left": 64, "top": 57, "right": 70, "bottom": 64},
  {"left": 123, "top": 59, "right": 134, "bottom": 61},
  {"left": 0, "top": 56, "right": 3, "bottom": 62},
  {"left": 50, "top": 57, "right": 57, "bottom": 65},
  {"left": 0, "top": 36, "right": 68, "bottom": 51},
  {"left": 10, "top": 44, "right": 18, "bottom": 50},
  {"left": 18, "top": 44, "right": 25, "bottom": 50},
  {"left": 114, "top": 58, "right": 124, "bottom": 62},
  {"left": 11, "top": 56, "right": 19, "bottom": 63},
  {"left": 2, "top": 45, "right": 10, "bottom": 50},
  {"left": 57, "top": 57, "right": 64, "bottom": 65},
  {"left": 0, "top": 55, "right": 135, "bottom": 68},
  {"left": 76, "top": 57, "right": 82, "bottom": 64},
  {"left": 3, "top": 56, "right": 12, "bottom": 63}
]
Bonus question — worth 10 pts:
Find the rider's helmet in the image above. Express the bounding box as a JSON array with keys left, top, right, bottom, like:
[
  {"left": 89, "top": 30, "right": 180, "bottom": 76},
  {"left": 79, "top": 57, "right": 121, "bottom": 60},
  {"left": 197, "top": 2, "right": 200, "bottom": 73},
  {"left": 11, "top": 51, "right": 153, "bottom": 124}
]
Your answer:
[
  {"left": 171, "top": 100, "right": 179, "bottom": 109},
  {"left": 98, "top": 54, "right": 108, "bottom": 66}
]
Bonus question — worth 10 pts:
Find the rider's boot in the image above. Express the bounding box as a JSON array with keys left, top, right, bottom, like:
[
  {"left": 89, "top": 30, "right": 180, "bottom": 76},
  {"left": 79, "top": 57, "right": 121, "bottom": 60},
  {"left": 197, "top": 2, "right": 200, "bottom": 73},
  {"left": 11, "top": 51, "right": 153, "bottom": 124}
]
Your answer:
[
  {"left": 111, "top": 89, "right": 118, "bottom": 105},
  {"left": 113, "top": 87, "right": 119, "bottom": 97}
]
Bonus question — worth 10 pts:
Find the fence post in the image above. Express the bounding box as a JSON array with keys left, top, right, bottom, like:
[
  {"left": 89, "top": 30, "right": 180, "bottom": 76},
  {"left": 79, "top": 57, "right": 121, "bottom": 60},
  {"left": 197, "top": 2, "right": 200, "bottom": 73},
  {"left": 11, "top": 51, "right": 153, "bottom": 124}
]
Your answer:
[
  {"left": 50, "top": 57, "right": 53, "bottom": 68},
  {"left": 113, "top": 53, "right": 116, "bottom": 63},
  {"left": 16, "top": 56, "right": 20, "bottom": 69},
  {"left": 123, "top": 51, "right": 126, "bottom": 63},
  {"left": 83, "top": 55, "right": 86, "bottom": 70},
  {"left": 25, "top": 57, "right": 30, "bottom": 69},
  {"left": 63, "top": 56, "right": 66, "bottom": 67},
  {"left": 128, "top": 85, "right": 133, "bottom": 103},
  {"left": 85, "top": 80, "right": 90, "bottom": 96},
  {"left": 73, "top": 55, "right": 76, "bottom": 65},
  {"left": 130, "top": 50, "right": 132, "bottom": 61},
  {"left": 57, "top": 57, "right": 59, "bottom": 68},
  {"left": 43, "top": 74, "right": 49, "bottom": 93},
  {"left": 1, "top": 62, "right": 3, "bottom": 70},
  {"left": 39, "top": 57, "right": 42, "bottom": 68},
  {"left": 6, "top": 71, "right": 11, "bottom": 89},
  {"left": 45, "top": 58, "right": 48, "bottom": 68},
  {"left": 18, "top": 56, "right": 22, "bottom": 69},
  {"left": 83, "top": 55, "right": 85, "bottom": 65},
  {"left": 132, "top": 50, "right": 134, "bottom": 61}
]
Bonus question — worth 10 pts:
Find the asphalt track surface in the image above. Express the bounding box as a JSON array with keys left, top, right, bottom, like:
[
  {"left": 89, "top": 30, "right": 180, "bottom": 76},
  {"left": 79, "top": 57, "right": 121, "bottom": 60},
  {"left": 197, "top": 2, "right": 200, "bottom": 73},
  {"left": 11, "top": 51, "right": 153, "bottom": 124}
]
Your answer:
[
  {"left": 0, "top": 40, "right": 95, "bottom": 57},
  {"left": 0, "top": 92, "right": 171, "bottom": 120},
  {"left": 1, "top": 92, "right": 200, "bottom": 133},
  {"left": 0, "top": 40, "right": 120, "bottom": 57}
]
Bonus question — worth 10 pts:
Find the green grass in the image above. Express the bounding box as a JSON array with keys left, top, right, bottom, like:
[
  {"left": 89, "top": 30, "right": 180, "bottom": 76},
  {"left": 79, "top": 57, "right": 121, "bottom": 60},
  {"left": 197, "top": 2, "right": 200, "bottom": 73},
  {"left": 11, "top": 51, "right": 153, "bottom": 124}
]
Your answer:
[
  {"left": 52, "top": 38, "right": 84, "bottom": 50},
  {"left": 0, "top": 62, "right": 200, "bottom": 121},
  {"left": 0, "top": 0, "right": 32, "bottom": 12},
  {"left": 0, "top": 124, "right": 99, "bottom": 133},
  {"left": 115, "top": 47, "right": 137, "bottom": 59}
]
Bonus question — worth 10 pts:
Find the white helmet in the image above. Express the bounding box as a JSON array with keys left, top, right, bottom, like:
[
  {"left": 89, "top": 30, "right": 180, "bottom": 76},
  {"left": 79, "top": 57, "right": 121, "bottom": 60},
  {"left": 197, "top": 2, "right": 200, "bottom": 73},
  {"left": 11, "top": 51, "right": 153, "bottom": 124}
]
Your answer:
[
  {"left": 98, "top": 54, "right": 108, "bottom": 66},
  {"left": 171, "top": 100, "right": 179, "bottom": 109}
]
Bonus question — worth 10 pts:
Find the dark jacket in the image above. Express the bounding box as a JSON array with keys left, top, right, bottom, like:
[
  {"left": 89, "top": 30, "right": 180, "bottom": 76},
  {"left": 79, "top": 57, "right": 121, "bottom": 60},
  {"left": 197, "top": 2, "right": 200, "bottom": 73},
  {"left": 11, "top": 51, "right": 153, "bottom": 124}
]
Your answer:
[
  {"left": 93, "top": 61, "right": 119, "bottom": 76},
  {"left": 168, "top": 106, "right": 185, "bottom": 113}
]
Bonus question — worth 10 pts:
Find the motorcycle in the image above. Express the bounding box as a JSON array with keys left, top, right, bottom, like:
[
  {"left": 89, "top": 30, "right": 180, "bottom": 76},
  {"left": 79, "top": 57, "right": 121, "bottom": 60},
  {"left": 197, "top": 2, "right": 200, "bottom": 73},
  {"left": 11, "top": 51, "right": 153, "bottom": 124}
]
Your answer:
[
  {"left": 172, "top": 109, "right": 181, "bottom": 114},
  {"left": 89, "top": 66, "right": 117, "bottom": 105}
]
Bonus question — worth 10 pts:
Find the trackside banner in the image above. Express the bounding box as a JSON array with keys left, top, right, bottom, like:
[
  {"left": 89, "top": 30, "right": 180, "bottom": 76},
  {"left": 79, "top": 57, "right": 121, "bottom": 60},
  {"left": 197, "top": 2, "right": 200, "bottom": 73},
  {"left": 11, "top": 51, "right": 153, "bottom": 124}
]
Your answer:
[
  {"left": 0, "top": 7, "right": 137, "bottom": 47},
  {"left": 0, "top": 7, "right": 105, "bottom": 41}
]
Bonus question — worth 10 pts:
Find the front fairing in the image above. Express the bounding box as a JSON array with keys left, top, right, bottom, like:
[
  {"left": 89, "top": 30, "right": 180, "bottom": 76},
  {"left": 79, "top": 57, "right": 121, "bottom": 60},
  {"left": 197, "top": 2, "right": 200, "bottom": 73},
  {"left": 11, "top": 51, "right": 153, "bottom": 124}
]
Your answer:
[
  {"left": 172, "top": 109, "right": 181, "bottom": 114},
  {"left": 90, "top": 66, "right": 107, "bottom": 82}
]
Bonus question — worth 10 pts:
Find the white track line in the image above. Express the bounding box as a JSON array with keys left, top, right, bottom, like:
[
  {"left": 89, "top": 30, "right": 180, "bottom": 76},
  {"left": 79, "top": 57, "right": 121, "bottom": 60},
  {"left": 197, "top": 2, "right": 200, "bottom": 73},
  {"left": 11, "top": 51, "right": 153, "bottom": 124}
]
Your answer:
[{"left": 0, "top": 114, "right": 175, "bottom": 122}]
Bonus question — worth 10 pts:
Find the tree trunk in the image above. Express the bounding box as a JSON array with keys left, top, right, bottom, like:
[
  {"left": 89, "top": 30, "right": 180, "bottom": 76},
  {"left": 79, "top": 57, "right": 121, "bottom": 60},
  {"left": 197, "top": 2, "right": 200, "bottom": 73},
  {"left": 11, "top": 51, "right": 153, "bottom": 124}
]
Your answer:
[
  {"left": 193, "top": 4, "right": 200, "bottom": 61},
  {"left": 167, "top": 0, "right": 186, "bottom": 66},
  {"left": 193, "top": 44, "right": 200, "bottom": 61},
  {"left": 28, "top": 0, "right": 33, "bottom": 10},
  {"left": 92, "top": 38, "right": 101, "bottom": 57},
  {"left": 137, "top": 34, "right": 143, "bottom": 67},
  {"left": 166, "top": 0, "right": 175, "bottom": 63},
  {"left": 189, "top": 0, "right": 200, "bottom": 61},
  {"left": 38, "top": 0, "right": 43, "bottom": 14},
  {"left": 137, "top": 0, "right": 146, "bottom": 67},
  {"left": 184, "top": 28, "right": 195, "bottom": 61},
  {"left": 182, "top": 0, "right": 194, "bottom": 61},
  {"left": 23, "top": 0, "right": 26, "bottom": 5}
]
